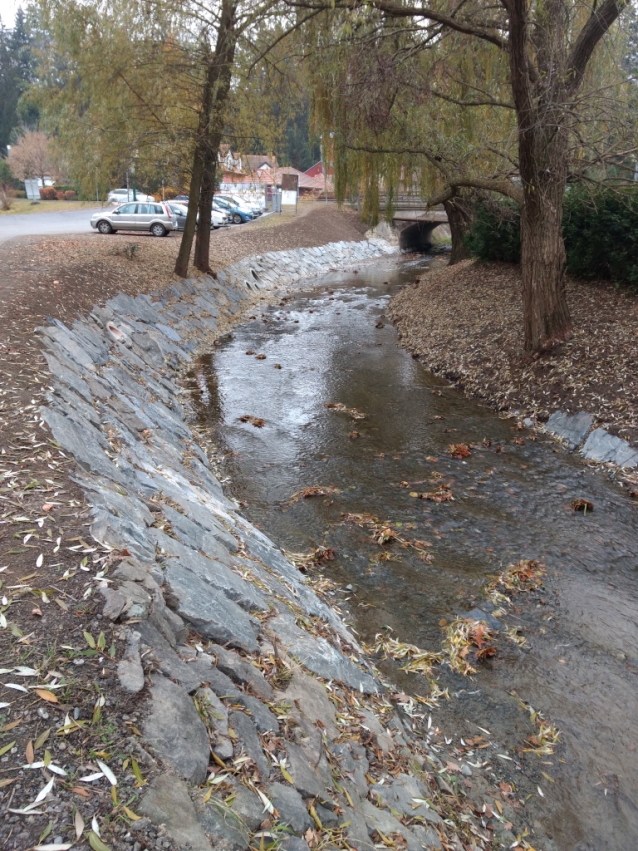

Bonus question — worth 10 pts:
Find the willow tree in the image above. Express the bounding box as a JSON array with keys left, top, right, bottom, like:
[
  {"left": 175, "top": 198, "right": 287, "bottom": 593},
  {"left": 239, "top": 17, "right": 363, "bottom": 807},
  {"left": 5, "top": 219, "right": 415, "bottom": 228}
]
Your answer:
[
  {"left": 290, "top": 0, "right": 633, "bottom": 353},
  {"left": 35, "top": 0, "right": 201, "bottom": 199}
]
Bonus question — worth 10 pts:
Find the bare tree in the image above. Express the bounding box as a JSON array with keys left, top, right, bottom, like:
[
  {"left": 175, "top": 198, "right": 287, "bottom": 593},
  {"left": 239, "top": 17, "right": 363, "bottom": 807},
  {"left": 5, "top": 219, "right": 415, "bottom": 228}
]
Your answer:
[{"left": 7, "top": 130, "right": 56, "bottom": 183}]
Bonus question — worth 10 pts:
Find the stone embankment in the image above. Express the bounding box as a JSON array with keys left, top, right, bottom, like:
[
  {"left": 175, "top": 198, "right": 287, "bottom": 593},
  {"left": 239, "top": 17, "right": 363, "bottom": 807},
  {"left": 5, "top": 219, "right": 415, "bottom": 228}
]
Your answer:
[{"left": 37, "top": 239, "right": 515, "bottom": 851}]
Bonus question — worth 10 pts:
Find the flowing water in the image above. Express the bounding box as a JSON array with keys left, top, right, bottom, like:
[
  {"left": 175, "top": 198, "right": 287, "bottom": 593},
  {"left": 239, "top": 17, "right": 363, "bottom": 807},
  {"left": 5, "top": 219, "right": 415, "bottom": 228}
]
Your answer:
[{"left": 190, "top": 257, "right": 638, "bottom": 851}]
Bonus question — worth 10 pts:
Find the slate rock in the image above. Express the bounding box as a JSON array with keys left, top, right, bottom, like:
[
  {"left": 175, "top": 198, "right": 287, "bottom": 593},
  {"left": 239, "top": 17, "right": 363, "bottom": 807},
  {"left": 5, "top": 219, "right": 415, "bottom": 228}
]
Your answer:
[
  {"left": 269, "top": 615, "right": 377, "bottom": 693},
  {"left": 90, "top": 509, "right": 155, "bottom": 562},
  {"left": 152, "top": 527, "right": 267, "bottom": 612},
  {"left": 117, "top": 630, "right": 145, "bottom": 693},
  {"left": 284, "top": 740, "right": 327, "bottom": 799},
  {"left": 117, "top": 579, "right": 152, "bottom": 619},
  {"left": 581, "top": 428, "right": 638, "bottom": 468},
  {"left": 267, "top": 782, "right": 312, "bottom": 835},
  {"left": 210, "top": 644, "right": 273, "bottom": 701},
  {"left": 227, "top": 782, "right": 267, "bottom": 831},
  {"left": 315, "top": 803, "right": 340, "bottom": 829},
  {"left": 136, "top": 620, "right": 203, "bottom": 692},
  {"left": 41, "top": 408, "right": 128, "bottom": 485},
  {"left": 279, "top": 839, "right": 311, "bottom": 851},
  {"left": 196, "top": 687, "right": 233, "bottom": 759},
  {"left": 546, "top": 411, "right": 594, "bottom": 449},
  {"left": 280, "top": 671, "right": 338, "bottom": 738},
  {"left": 460, "top": 607, "right": 501, "bottom": 632},
  {"left": 163, "top": 562, "right": 259, "bottom": 652},
  {"left": 140, "top": 773, "right": 211, "bottom": 851},
  {"left": 411, "top": 824, "right": 442, "bottom": 849},
  {"left": 359, "top": 800, "right": 421, "bottom": 851},
  {"left": 100, "top": 586, "right": 128, "bottom": 621},
  {"left": 341, "top": 807, "right": 374, "bottom": 851},
  {"left": 369, "top": 774, "right": 441, "bottom": 825},
  {"left": 143, "top": 675, "right": 210, "bottom": 784},
  {"left": 229, "top": 710, "right": 270, "bottom": 778},
  {"left": 331, "top": 743, "right": 368, "bottom": 797}
]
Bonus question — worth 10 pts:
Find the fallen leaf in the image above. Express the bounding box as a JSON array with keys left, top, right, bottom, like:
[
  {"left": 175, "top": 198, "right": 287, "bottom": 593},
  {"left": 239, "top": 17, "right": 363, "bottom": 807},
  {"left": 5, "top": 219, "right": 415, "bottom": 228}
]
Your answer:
[{"left": 35, "top": 689, "right": 59, "bottom": 703}]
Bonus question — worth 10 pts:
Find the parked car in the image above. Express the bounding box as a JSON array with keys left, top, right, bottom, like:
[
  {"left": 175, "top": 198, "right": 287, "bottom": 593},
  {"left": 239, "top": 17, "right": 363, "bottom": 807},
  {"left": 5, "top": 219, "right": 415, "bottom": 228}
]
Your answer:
[
  {"left": 166, "top": 202, "right": 229, "bottom": 231},
  {"left": 217, "top": 193, "right": 262, "bottom": 217},
  {"left": 174, "top": 195, "right": 189, "bottom": 202},
  {"left": 90, "top": 202, "right": 176, "bottom": 236},
  {"left": 212, "top": 196, "right": 253, "bottom": 224},
  {"left": 107, "top": 188, "right": 155, "bottom": 204}
]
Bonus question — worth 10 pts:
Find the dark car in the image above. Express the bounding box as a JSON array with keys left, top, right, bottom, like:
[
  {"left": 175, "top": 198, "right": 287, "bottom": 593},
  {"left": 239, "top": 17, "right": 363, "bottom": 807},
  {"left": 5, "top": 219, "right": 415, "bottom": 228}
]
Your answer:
[{"left": 212, "top": 196, "right": 254, "bottom": 224}]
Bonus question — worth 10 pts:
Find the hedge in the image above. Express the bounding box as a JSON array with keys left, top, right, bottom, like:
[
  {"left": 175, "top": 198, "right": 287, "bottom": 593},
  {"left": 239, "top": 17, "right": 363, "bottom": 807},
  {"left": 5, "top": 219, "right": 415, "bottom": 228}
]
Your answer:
[{"left": 465, "top": 187, "right": 638, "bottom": 286}]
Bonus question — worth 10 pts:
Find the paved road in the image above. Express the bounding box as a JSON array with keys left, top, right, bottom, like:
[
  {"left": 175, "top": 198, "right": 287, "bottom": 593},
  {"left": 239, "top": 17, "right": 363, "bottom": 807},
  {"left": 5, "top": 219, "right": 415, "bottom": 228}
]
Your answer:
[{"left": 0, "top": 207, "right": 102, "bottom": 244}]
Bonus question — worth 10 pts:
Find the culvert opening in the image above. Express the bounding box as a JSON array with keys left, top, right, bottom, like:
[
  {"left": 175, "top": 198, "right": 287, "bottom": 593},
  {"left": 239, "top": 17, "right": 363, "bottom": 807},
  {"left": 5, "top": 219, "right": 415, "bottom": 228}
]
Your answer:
[{"left": 399, "top": 221, "right": 439, "bottom": 252}]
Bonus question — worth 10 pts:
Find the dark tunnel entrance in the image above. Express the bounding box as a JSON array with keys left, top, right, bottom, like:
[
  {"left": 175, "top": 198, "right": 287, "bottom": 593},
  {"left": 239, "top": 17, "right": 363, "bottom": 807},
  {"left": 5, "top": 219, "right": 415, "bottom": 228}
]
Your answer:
[{"left": 399, "top": 221, "right": 440, "bottom": 252}]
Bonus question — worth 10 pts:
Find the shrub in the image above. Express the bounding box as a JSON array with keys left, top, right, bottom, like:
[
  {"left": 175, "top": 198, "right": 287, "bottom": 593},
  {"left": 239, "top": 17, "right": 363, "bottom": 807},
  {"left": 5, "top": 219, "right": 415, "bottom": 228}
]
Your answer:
[
  {"left": 55, "top": 190, "right": 65, "bottom": 200},
  {"left": 39, "top": 186, "right": 57, "bottom": 200},
  {"left": 15, "top": 189, "right": 26, "bottom": 198},
  {"left": 563, "top": 186, "right": 638, "bottom": 286},
  {"left": 64, "top": 190, "right": 77, "bottom": 200},
  {"left": 465, "top": 201, "right": 521, "bottom": 263},
  {"left": 465, "top": 187, "right": 638, "bottom": 286}
]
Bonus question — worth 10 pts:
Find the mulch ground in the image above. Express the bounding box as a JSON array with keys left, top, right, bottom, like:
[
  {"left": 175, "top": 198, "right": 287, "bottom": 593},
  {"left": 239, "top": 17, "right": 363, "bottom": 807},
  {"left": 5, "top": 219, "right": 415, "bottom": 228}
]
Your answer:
[
  {"left": 0, "top": 203, "right": 367, "bottom": 851},
  {"left": 388, "top": 259, "right": 638, "bottom": 451}
]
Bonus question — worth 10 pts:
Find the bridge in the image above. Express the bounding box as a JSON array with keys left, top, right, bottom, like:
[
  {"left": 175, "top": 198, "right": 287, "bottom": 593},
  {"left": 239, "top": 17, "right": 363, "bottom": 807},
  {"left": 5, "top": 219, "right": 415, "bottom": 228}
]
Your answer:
[{"left": 391, "top": 209, "right": 449, "bottom": 250}]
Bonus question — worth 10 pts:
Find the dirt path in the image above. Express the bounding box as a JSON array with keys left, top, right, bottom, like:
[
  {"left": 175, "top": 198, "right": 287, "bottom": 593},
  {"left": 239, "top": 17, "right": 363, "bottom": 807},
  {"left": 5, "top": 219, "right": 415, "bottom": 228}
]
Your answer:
[{"left": 0, "top": 204, "right": 367, "bottom": 851}]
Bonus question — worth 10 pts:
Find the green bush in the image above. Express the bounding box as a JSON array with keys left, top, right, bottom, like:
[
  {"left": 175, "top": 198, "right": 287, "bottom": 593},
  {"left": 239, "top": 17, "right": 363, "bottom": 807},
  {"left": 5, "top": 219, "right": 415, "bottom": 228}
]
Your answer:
[
  {"left": 14, "top": 189, "right": 26, "bottom": 198},
  {"left": 563, "top": 186, "right": 638, "bottom": 285},
  {"left": 465, "top": 201, "right": 521, "bottom": 263},
  {"left": 465, "top": 187, "right": 638, "bottom": 286}
]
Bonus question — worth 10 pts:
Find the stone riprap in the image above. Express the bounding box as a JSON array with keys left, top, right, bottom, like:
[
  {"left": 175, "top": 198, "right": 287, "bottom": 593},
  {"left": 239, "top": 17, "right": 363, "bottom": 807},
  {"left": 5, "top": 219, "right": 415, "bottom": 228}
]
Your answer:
[
  {"left": 544, "top": 409, "right": 638, "bottom": 468},
  {"left": 37, "top": 239, "right": 517, "bottom": 851}
]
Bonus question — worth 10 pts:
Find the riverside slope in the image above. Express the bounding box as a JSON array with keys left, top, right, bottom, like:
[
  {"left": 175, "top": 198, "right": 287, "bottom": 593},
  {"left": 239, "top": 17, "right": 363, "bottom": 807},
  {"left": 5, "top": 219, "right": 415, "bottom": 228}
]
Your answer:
[{"left": 36, "top": 240, "right": 523, "bottom": 851}]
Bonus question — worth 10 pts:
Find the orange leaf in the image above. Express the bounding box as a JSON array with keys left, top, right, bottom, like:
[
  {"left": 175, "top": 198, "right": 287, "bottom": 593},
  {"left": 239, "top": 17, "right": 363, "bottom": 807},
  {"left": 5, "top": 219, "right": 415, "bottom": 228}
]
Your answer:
[
  {"left": 25, "top": 740, "right": 34, "bottom": 764},
  {"left": 35, "top": 689, "right": 59, "bottom": 703},
  {"left": 42, "top": 503, "right": 55, "bottom": 512},
  {"left": 71, "top": 786, "right": 91, "bottom": 797}
]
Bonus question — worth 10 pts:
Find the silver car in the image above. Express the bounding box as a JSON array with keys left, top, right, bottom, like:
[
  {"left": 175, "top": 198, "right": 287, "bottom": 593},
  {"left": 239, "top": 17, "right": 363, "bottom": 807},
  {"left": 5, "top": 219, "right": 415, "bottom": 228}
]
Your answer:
[{"left": 91, "top": 202, "right": 177, "bottom": 237}]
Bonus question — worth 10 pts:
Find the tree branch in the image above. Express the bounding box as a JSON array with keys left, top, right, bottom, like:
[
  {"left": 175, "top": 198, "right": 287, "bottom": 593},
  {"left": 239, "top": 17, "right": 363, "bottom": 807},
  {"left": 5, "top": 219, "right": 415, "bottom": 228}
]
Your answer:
[
  {"left": 567, "top": 0, "right": 629, "bottom": 92},
  {"left": 429, "top": 176, "right": 523, "bottom": 205},
  {"left": 283, "top": 0, "right": 509, "bottom": 50}
]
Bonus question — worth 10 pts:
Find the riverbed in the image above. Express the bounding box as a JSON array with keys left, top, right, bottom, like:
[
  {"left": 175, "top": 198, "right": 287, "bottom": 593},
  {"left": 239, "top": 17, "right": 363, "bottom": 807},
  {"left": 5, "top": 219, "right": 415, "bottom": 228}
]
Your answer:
[{"left": 190, "top": 256, "right": 638, "bottom": 851}]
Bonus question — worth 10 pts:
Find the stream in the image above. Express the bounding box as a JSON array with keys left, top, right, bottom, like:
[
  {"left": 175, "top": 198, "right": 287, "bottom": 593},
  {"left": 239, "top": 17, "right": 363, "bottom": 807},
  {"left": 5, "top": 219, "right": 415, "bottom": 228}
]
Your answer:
[{"left": 189, "top": 256, "right": 638, "bottom": 851}]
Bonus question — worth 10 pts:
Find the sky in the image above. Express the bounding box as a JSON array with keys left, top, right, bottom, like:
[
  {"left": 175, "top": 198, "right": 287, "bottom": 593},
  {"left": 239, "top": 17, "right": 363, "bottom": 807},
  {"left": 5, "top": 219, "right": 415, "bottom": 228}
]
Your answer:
[{"left": 0, "top": 0, "right": 24, "bottom": 27}]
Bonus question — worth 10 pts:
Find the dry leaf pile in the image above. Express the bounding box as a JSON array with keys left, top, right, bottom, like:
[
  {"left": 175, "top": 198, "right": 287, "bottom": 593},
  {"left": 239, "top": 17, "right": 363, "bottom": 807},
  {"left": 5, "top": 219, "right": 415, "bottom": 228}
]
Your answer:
[{"left": 389, "top": 260, "right": 638, "bottom": 450}]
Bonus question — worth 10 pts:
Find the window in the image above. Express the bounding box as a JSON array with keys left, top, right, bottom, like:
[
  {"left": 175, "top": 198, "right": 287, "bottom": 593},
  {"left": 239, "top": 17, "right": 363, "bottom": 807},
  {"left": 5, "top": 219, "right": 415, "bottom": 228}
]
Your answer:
[
  {"left": 154, "top": 205, "right": 164, "bottom": 214},
  {"left": 118, "top": 204, "right": 135, "bottom": 214},
  {"left": 136, "top": 204, "right": 151, "bottom": 214}
]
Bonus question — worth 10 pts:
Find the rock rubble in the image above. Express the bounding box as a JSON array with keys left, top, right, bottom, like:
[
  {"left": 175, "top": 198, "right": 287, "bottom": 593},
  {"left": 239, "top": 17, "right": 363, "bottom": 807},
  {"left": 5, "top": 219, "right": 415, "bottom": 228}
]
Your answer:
[{"left": 36, "top": 238, "right": 516, "bottom": 851}]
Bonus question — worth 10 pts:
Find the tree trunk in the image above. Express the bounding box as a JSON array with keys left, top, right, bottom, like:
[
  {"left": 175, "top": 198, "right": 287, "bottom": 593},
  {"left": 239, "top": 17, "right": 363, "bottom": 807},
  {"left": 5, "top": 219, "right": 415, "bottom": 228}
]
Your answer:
[
  {"left": 509, "top": 0, "right": 573, "bottom": 354},
  {"left": 174, "top": 144, "right": 205, "bottom": 278},
  {"left": 519, "top": 166, "right": 572, "bottom": 352},
  {"left": 174, "top": 0, "right": 237, "bottom": 278},
  {"left": 443, "top": 190, "right": 474, "bottom": 264},
  {"left": 194, "top": 146, "right": 216, "bottom": 272}
]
